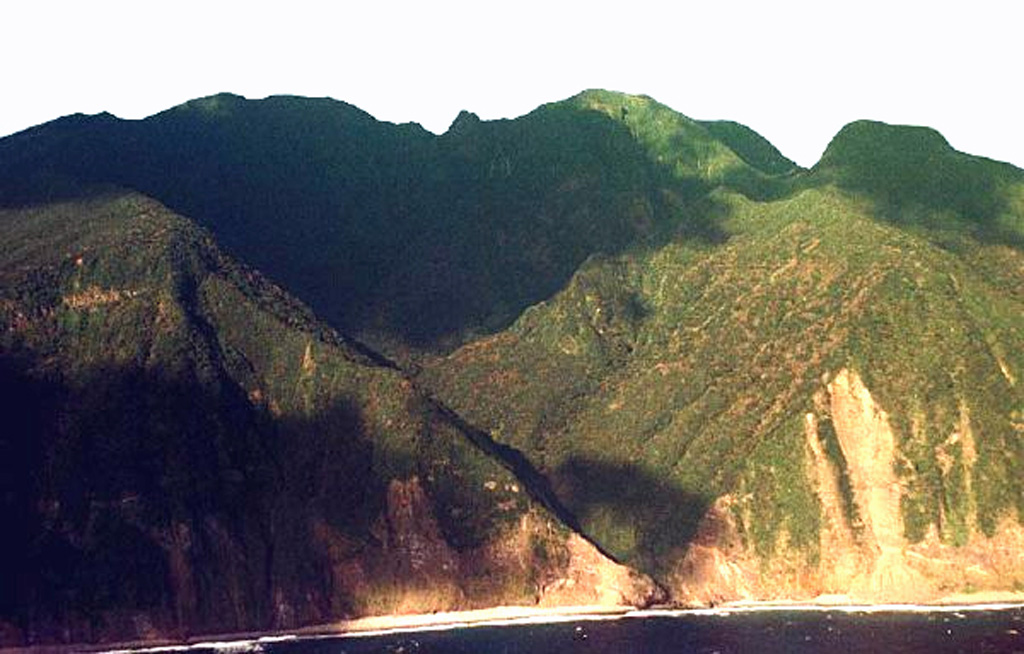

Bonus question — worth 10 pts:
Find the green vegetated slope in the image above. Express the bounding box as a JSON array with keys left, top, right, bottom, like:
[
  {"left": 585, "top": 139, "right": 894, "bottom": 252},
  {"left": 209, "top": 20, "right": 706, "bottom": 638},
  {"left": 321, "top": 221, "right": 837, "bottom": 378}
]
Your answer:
[
  {"left": 0, "top": 90, "right": 790, "bottom": 356},
  {"left": 424, "top": 128, "right": 1024, "bottom": 590},
  {"left": 3, "top": 88, "right": 1024, "bottom": 622},
  {"left": 0, "top": 192, "right": 629, "bottom": 645},
  {"left": 809, "top": 119, "right": 1024, "bottom": 246},
  {"left": 697, "top": 120, "right": 799, "bottom": 177}
]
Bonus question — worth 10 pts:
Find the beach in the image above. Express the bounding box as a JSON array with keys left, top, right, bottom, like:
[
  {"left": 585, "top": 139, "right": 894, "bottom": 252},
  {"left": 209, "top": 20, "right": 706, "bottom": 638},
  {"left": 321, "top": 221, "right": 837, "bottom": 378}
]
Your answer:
[{"left": 83, "top": 591, "right": 1024, "bottom": 653}]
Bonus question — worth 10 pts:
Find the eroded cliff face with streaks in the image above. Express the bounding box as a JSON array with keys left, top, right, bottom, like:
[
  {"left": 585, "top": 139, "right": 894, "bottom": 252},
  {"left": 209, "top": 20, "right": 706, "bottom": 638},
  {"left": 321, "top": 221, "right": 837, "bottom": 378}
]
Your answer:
[
  {"left": 824, "top": 369, "right": 923, "bottom": 598},
  {"left": 674, "top": 369, "right": 1024, "bottom": 604},
  {"left": 5, "top": 90, "right": 1024, "bottom": 646},
  {"left": 306, "top": 476, "right": 660, "bottom": 618},
  {"left": 425, "top": 170, "right": 1024, "bottom": 607}
]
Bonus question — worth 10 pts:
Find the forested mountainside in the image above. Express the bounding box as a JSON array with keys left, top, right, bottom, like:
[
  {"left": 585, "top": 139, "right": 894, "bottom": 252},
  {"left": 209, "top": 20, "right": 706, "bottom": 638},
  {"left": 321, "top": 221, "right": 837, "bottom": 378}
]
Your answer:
[
  {"left": 0, "top": 90, "right": 794, "bottom": 358},
  {"left": 0, "top": 193, "right": 656, "bottom": 645},
  {"left": 423, "top": 114, "right": 1024, "bottom": 600},
  {"left": 2, "top": 89, "right": 1023, "bottom": 646}
]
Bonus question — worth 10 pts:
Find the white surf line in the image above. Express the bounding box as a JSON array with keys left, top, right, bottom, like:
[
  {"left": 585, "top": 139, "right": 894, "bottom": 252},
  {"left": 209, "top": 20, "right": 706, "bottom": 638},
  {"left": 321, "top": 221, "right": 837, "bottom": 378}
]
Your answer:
[
  {"left": 102, "top": 609, "right": 634, "bottom": 650},
  {"left": 99, "top": 602, "right": 1024, "bottom": 651},
  {"left": 338, "top": 610, "right": 634, "bottom": 639},
  {"left": 301, "top": 601, "right": 1024, "bottom": 640},
  {"left": 97, "top": 609, "right": 632, "bottom": 651},
  {"left": 625, "top": 601, "right": 1024, "bottom": 618},
  {"left": 102, "top": 634, "right": 298, "bottom": 654}
]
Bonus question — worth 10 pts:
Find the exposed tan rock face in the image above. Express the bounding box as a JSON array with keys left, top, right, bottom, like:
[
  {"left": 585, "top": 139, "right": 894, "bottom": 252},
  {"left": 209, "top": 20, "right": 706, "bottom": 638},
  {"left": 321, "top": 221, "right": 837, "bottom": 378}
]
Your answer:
[
  {"left": 803, "top": 412, "right": 867, "bottom": 593},
  {"left": 673, "top": 368, "right": 1024, "bottom": 604},
  {"left": 374, "top": 478, "right": 661, "bottom": 612},
  {"left": 306, "top": 477, "right": 661, "bottom": 621},
  {"left": 828, "top": 369, "right": 901, "bottom": 551},
  {"left": 825, "top": 369, "right": 930, "bottom": 600},
  {"left": 538, "top": 533, "right": 664, "bottom": 607},
  {"left": 670, "top": 496, "right": 763, "bottom": 605}
]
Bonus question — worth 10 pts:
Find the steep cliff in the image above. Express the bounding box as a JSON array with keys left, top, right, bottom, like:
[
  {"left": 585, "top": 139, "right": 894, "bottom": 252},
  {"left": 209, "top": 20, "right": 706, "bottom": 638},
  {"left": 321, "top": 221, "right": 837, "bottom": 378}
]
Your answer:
[
  {"left": 4, "top": 90, "right": 1024, "bottom": 644},
  {"left": 424, "top": 182, "right": 1024, "bottom": 601},
  {"left": 675, "top": 368, "right": 1024, "bottom": 603},
  {"left": 0, "top": 192, "right": 658, "bottom": 646}
]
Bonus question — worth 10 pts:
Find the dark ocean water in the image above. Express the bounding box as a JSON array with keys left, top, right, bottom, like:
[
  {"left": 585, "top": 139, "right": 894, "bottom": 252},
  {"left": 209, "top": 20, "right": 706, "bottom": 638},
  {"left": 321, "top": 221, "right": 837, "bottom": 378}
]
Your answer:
[{"left": 241, "top": 607, "right": 1024, "bottom": 654}]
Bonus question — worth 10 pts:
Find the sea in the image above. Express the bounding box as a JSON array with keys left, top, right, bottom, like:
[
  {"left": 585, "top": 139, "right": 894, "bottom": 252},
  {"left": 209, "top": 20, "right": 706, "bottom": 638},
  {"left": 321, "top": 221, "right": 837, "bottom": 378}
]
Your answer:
[{"left": 112, "top": 605, "right": 1024, "bottom": 654}]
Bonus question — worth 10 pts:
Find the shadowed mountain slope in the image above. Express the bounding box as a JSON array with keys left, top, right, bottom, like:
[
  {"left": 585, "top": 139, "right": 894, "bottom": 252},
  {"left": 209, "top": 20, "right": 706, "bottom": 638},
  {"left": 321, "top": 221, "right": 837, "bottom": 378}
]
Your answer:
[
  {"left": 3, "top": 90, "right": 1024, "bottom": 640},
  {"left": 0, "top": 90, "right": 791, "bottom": 357},
  {"left": 0, "top": 192, "right": 658, "bottom": 646}
]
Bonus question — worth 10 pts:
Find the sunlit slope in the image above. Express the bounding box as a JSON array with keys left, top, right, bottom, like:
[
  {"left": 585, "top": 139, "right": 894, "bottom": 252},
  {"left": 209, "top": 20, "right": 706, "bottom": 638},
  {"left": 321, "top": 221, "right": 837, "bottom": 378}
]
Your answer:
[
  {"left": 809, "top": 119, "right": 1024, "bottom": 246},
  {"left": 424, "top": 185, "right": 1024, "bottom": 598},
  {"left": 697, "top": 119, "right": 799, "bottom": 176}
]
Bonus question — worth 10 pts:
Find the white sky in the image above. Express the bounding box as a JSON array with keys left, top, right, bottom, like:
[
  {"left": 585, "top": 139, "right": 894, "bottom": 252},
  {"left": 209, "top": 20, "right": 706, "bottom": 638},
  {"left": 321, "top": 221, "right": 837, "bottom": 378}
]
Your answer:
[{"left": 2, "top": 1, "right": 1021, "bottom": 169}]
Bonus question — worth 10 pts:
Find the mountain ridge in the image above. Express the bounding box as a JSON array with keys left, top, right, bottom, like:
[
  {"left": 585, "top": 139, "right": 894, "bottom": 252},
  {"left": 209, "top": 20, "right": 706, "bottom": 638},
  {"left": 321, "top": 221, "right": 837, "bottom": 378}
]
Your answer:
[
  {"left": 2, "top": 89, "right": 1024, "bottom": 645},
  {"left": 0, "top": 89, "right": 809, "bottom": 356}
]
